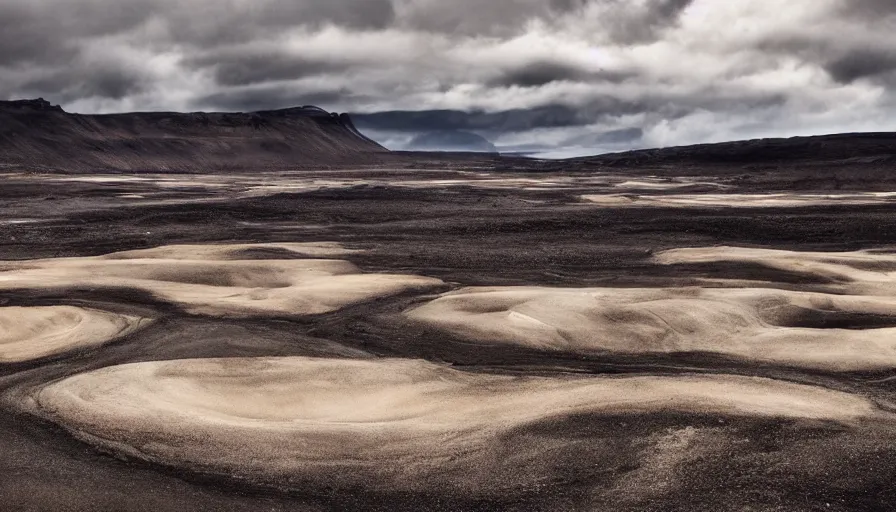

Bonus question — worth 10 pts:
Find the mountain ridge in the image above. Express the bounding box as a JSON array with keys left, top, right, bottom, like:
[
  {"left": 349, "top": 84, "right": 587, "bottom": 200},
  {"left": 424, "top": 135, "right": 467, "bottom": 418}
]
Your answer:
[{"left": 0, "top": 99, "right": 387, "bottom": 172}]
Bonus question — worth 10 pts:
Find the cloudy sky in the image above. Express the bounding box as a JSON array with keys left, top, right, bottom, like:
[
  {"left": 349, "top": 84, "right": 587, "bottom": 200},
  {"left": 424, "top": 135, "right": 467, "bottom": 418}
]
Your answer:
[{"left": 2, "top": 0, "right": 895, "bottom": 156}]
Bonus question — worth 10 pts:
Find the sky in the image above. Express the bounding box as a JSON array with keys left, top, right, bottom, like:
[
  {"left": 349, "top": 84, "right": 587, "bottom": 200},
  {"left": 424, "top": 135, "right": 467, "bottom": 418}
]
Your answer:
[{"left": 2, "top": 0, "right": 896, "bottom": 156}]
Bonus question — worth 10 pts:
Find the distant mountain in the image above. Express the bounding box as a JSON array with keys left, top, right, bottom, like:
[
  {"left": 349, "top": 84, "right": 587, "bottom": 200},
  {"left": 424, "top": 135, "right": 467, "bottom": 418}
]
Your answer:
[
  {"left": 0, "top": 99, "right": 387, "bottom": 172},
  {"left": 567, "top": 132, "right": 896, "bottom": 168},
  {"left": 405, "top": 131, "right": 498, "bottom": 153}
]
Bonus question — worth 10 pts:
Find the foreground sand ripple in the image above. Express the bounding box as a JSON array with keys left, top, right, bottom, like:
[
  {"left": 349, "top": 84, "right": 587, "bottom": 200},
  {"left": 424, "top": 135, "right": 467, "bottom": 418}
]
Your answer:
[
  {"left": 0, "top": 306, "right": 148, "bottom": 363},
  {"left": 406, "top": 286, "right": 896, "bottom": 370},
  {"left": 655, "top": 246, "right": 896, "bottom": 295},
  {"left": 29, "top": 357, "right": 880, "bottom": 491},
  {"left": 581, "top": 192, "right": 896, "bottom": 208},
  {"left": 0, "top": 243, "right": 443, "bottom": 317}
]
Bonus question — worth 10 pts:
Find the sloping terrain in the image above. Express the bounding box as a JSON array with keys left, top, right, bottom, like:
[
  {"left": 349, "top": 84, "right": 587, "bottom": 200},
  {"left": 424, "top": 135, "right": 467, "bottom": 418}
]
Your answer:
[
  {"left": 0, "top": 100, "right": 387, "bottom": 172},
  {"left": 555, "top": 132, "right": 896, "bottom": 191},
  {"left": 4, "top": 164, "right": 896, "bottom": 511},
  {"left": 6, "top": 106, "right": 896, "bottom": 510}
]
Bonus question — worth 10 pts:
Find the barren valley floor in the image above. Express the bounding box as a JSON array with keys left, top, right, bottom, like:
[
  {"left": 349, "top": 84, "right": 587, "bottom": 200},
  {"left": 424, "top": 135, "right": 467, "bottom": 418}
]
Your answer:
[{"left": 3, "top": 167, "right": 896, "bottom": 511}]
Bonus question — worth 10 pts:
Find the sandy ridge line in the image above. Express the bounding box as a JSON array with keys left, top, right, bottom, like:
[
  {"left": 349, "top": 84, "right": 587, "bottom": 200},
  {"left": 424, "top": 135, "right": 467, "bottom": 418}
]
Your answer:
[
  {"left": 0, "top": 243, "right": 444, "bottom": 317},
  {"left": 0, "top": 306, "right": 150, "bottom": 363},
  {"left": 22, "top": 356, "right": 885, "bottom": 491}
]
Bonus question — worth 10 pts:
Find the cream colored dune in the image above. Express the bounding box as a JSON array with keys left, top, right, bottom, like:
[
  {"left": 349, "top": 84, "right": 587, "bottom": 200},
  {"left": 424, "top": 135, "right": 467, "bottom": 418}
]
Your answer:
[
  {"left": 0, "top": 243, "right": 442, "bottom": 317},
  {"left": 581, "top": 192, "right": 896, "bottom": 208},
  {"left": 654, "top": 246, "right": 896, "bottom": 296},
  {"left": 405, "top": 286, "right": 896, "bottom": 371},
  {"left": 612, "top": 180, "right": 724, "bottom": 191},
  {"left": 104, "top": 242, "right": 361, "bottom": 260},
  {"left": 0, "top": 306, "right": 148, "bottom": 363},
  {"left": 29, "top": 357, "right": 879, "bottom": 491}
]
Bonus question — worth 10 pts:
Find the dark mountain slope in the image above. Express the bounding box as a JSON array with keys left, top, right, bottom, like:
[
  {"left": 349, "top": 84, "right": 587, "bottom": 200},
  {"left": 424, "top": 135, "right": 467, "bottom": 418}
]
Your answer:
[
  {"left": 565, "top": 132, "right": 896, "bottom": 168},
  {"left": 534, "top": 131, "right": 896, "bottom": 191},
  {"left": 0, "top": 100, "right": 387, "bottom": 172}
]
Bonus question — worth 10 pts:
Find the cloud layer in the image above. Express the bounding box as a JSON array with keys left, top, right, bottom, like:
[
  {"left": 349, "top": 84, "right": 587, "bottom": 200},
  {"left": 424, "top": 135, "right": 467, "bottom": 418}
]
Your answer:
[{"left": 2, "top": 0, "right": 895, "bottom": 155}]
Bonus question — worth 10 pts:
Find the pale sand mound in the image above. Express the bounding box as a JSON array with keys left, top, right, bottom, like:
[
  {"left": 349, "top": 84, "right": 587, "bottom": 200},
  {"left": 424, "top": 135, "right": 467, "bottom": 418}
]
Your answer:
[
  {"left": 0, "top": 306, "right": 148, "bottom": 363},
  {"left": 30, "top": 357, "right": 879, "bottom": 490},
  {"left": 581, "top": 192, "right": 896, "bottom": 208},
  {"left": 405, "top": 286, "right": 896, "bottom": 371},
  {"left": 104, "top": 242, "right": 361, "bottom": 260},
  {"left": 612, "top": 180, "right": 725, "bottom": 191},
  {"left": 654, "top": 246, "right": 896, "bottom": 296},
  {"left": 0, "top": 243, "right": 442, "bottom": 317}
]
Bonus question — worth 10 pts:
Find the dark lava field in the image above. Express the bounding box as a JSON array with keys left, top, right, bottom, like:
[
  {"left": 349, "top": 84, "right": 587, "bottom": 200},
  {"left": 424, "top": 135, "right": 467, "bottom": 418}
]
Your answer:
[{"left": 3, "top": 101, "right": 896, "bottom": 511}]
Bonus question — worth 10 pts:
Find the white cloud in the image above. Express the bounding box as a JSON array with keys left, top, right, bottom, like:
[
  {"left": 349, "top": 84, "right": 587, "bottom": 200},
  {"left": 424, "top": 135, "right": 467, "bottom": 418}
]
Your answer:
[{"left": 2, "top": 0, "right": 896, "bottom": 153}]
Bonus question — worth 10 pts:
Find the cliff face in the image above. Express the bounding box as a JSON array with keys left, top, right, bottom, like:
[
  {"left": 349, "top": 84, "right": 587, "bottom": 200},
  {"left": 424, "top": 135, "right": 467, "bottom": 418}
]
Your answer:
[{"left": 0, "top": 100, "right": 387, "bottom": 172}]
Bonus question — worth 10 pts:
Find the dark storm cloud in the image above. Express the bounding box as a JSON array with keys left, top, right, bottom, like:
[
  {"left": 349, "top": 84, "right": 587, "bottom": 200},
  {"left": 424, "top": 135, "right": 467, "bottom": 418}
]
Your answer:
[
  {"left": 393, "top": 0, "right": 574, "bottom": 36},
  {"left": 352, "top": 105, "right": 592, "bottom": 133},
  {"left": 159, "top": 0, "right": 396, "bottom": 48},
  {"left": 184, "top": 50, "right": 351, "bottom": 87},
  {"left": 755, "top": 32, "right": 896, "bottom": 85},
  {"left": 192, "top": 86, "right": 356, "bottom": 113},
  {"left": 825, "top": 49, "right": 896, "bottom": 84},
  {"left": 0, "top": 0, "right": 395, "bottom": 67},
  {"left": 593, "top": 127, "right": 645, "bottom": 144},
  {"left": 487, "top": 61, "right": 632, "bottom": 88},
  {"left": 20, "top": 66, "right": 146, "bottom": 102},
  {"left": 352, "top": 91, "right": 782, "bottom": 134},
  {"left": 2, "top": 0, "right": 896, "bottom": 154},
  {"left": 841, "top": 0, "right": 896, "bottom": 18},
  {"left": 489, "top": 62, "right": 589, "bottom": 88},
  {"left": 605, "top": 0, "right": 695, "bottom": 44},
  {"left": 0, "top": 1, "right": 153, "bottom": 67}
]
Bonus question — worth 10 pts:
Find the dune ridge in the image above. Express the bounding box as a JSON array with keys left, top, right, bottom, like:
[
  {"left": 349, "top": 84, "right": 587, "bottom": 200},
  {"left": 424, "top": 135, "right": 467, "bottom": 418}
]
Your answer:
[
  {"left": 28, "top": 357, "right": 881, "bottom": 491},
  {"left": 654, "top": 246, "right": 896, "bottom": 294},
  {"left": 0, "top": 306, "right": 148, "bottom": 363},
  {"left": 0, "top": 243, "right": 443, "bottom": 317},
  {"left": 581, "top": 192, "right": 896, "bottom": 208},
  {"left": 405, "top": 284, "right": 896, "bottom": 371}
]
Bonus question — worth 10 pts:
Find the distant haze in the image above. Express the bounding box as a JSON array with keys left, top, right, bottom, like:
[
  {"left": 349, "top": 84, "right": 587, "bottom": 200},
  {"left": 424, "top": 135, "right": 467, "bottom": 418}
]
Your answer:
[{"left": 2, "top": 0, "right": 896, "bottom": 156}]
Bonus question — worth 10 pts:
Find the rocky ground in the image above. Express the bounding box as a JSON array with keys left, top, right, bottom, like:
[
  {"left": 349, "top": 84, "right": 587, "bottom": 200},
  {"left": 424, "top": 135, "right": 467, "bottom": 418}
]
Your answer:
[{"left": 3, "top": 165, "right": 896, "bottom": 511}]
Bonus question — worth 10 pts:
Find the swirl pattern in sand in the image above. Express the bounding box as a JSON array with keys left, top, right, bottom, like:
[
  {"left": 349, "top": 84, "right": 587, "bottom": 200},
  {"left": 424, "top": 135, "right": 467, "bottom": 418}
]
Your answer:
[
  {"left": 0, "top": 243, "right": 443, "bottom": 318},
  {"left": 29, "top": 357, "right": 881, "bottom": 492},
  {"left": 0, "top": 306, "right": 148, "bottom": 363}
]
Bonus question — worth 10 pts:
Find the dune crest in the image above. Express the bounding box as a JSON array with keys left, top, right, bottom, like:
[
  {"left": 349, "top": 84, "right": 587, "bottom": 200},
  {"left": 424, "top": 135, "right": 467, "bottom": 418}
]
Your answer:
[
  {"left": 405, "top": 286, "right": 896, "bottom": 370},
  {"left": 0, "top": 243, "right": 443, "bottom": 317},
  {"left": 0, "top": 306, "right": 148, "bottom": 363},
  {"left": 655, "top": 246, "right": 896, "bottom": 293},
  {"left": 581, "top": 192, "right": 896, "bottom": 208},
  {"left": 29, "top": 357, "right": 879, "bottom": 491}
]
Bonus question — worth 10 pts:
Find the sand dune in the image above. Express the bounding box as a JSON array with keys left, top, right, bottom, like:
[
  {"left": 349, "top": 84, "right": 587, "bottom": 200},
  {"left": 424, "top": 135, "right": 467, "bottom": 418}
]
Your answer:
[
  {"left": 612, "top": 180, "right": 725, "bottom": 191},
  {"left": 405, "top": 286, "right": 896, "bottom": 370},
  {"left": 0, "top": 243, "right": 442, "bottom": 317},
  {"left": 29, "top": 357, "right": 879, "bottom": 491},
  {"left": 0, "top": 306, "right": 148, "bottom": 363},
  {"left": 655, "top": 246, "right": 896, "bottom": 295},
  {"left": 105, "top": 242, "right": 362, "bottom": 260},
  {"left": 581, "top": 192, "right": 896, "bottom": 208}
]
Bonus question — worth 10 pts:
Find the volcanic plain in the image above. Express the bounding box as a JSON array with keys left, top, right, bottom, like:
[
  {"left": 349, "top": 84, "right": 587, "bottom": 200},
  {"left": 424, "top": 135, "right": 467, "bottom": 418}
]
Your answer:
[{"left": 4, "top": 101, "right": 896, "bottom": 511}]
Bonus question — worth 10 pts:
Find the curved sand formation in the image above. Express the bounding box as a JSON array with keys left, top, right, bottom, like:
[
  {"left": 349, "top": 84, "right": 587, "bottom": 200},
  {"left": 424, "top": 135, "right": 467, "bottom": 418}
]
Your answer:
[
  {"left": 405, "top": 286, "right": 896, "bottom": 371},
  {"left": 0, "top": 243, "right": 442, "bottom": 317},
  {"left": 581, "top": 192, "right": 896, "bottom": 208},
  {"left": 104, "top": 242, "right": 361, "bottom": 260},
  {"left": 30, "top": 357, "right": 879, "bottom": 491},
  {"left": 612, "top": 180, "right": 725, "bottom": 191},
  {"left": 654, "top": 246, "right": 896, "bottom": 296},
  {"left": 0, "top": 306, "right": 147, "bottom": 363}
]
